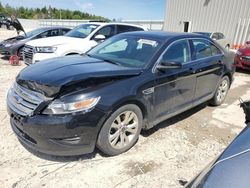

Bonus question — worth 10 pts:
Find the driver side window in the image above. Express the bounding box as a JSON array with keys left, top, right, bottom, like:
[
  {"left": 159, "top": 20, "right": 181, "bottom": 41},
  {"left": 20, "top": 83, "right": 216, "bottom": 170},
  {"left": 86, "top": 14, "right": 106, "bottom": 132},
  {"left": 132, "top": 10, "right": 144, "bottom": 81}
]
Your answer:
[
  {"left": 93, "top": 25, "right": 115, "bottom": 39},
  {"left": 160, "top": 40, "right": 191, "bottom": 64},
  {"left": 36, "top": 31, "right": 49, "bottom": 39}
]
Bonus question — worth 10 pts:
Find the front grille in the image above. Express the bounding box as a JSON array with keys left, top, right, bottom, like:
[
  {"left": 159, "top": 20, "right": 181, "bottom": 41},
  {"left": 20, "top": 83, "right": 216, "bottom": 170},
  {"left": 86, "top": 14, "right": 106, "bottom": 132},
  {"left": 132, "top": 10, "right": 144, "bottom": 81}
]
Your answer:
[
  {"left": 23, "top": 45, "right": 34, "bottom": 65},
  {"left": 242, "top": 56, "right": 250, "bottom": 62},
  {"left": 7, "top": 82, "right": 45, "bottom": 116}
]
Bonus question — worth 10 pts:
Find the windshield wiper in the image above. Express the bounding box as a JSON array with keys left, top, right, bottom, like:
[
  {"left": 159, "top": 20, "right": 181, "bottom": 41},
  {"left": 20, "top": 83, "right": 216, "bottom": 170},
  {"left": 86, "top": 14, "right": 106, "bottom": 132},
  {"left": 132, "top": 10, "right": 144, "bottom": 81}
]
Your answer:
[{"left": 102, "top": 58, "right": 121, "bottom": 66}]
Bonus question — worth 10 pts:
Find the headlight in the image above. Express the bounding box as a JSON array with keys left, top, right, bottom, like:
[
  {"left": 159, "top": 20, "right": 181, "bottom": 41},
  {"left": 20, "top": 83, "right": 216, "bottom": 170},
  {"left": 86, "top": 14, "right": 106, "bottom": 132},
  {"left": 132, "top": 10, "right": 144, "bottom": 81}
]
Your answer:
[
  {"left": 43, "top": 96, "right": 101, "bottom": 115},
  {"left": 35, "top": 46, "right": 57, "bottom": 53},
  {"left": 236, "top": 51, "right": 242, "bottom": 56}
]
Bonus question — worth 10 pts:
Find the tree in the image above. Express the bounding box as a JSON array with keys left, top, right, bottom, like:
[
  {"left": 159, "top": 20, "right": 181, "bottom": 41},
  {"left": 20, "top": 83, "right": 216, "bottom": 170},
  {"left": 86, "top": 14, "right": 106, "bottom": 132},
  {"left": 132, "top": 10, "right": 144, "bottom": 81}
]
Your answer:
[{"left": 0, "top": 2, "right": 109, "bottom": 21}]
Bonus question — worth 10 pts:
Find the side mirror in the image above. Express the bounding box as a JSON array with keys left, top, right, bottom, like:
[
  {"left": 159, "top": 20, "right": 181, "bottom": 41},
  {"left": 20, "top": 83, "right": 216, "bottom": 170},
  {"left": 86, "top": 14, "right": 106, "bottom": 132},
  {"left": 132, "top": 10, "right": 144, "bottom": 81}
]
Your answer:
[
  {"left": 156, "top": 61, "right": 182, "bottom": 70},
  {"left": 246, "top": 41, "right": 250, "bottom": 45},
  {"left": 94, "top": 34, "right": 105, "bottom": 42}
]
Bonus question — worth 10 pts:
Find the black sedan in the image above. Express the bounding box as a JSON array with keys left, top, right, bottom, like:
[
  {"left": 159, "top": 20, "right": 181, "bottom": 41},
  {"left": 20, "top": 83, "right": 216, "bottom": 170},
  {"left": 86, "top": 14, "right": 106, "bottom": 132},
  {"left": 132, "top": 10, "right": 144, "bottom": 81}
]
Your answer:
[
  {"left": 6, "top": 31, "right": 235, "bottom": 156},
  {"left": 0, "top": 26, "right": 70, "bottom": 58}
]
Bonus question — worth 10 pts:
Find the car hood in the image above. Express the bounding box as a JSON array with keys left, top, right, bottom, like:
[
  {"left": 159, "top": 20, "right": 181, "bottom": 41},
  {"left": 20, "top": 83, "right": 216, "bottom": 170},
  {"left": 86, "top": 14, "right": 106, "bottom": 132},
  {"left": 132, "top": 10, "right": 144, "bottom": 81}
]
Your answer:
[
  {"left": 16, "top": 55, "right": 143, "bottom": 97},
  {"left": 7, "top": 17, "right": 26, "bottom": 34},
  {"left": 26, "top": 36, "right": 85, "bottom": 47},
  {"left": 238, "top": 44, "right": 250, "bottom": 56},
  {"left": 0, "top": 36, "right": 27, "bottom": 46}
]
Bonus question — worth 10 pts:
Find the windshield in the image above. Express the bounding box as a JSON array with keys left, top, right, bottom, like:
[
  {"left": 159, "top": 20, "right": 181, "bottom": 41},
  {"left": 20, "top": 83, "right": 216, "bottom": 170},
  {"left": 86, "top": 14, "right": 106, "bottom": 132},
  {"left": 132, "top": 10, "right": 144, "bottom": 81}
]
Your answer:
[
  {"left": 194, "top": 32, "right": 212, "bottom": 37},
  {"left": 87, "top": 35, "right": 162, "bottom": 68},
  {"left": 21, "top": 28, "right": 47, "bottom": 38},
  {"left": 65, "top": 24, "right": 99, "bottom": 38}
]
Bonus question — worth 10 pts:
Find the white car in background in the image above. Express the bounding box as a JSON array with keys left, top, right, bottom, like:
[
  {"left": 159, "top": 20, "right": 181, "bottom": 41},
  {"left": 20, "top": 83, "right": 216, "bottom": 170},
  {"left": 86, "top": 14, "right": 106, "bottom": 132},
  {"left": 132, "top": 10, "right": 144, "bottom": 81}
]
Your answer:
[
  {"left": 23, "top": 22, "right": 147, "bottom": 64},
  {"left": 194, "top": 32, "right": 231, "bottom": 50}
]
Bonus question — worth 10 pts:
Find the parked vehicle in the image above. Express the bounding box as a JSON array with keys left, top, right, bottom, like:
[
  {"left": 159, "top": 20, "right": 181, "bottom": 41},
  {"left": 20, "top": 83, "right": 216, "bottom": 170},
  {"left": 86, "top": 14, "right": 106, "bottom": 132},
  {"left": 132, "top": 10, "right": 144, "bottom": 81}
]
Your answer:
[
  {"left": 194, "top": 32, "right": 230, "bottom": 50},
  {"left": 0, "top": 26, "right": 70, "bottom": 58},
  {"left": 186, "top": 100, "right": 250, "bottom": 188},
  {"left": 23, "top": 22, "right": 147, "bottom": 65},
  {"left": 0, "top": 14, "right": 14, "bottom": 30},
  {"left": 235, "top": 41, "right": 250, "bottom": 70},
  {"left": 7, "top": 31, "right": 235, "bottom": 156}
]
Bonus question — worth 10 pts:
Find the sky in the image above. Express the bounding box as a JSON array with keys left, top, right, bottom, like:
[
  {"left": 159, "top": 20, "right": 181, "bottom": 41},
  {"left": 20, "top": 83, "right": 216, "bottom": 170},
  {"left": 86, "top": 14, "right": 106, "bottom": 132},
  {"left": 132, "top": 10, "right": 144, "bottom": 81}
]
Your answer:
[{"left": 1, "top": 0, "right": 165, "bottom": 20}]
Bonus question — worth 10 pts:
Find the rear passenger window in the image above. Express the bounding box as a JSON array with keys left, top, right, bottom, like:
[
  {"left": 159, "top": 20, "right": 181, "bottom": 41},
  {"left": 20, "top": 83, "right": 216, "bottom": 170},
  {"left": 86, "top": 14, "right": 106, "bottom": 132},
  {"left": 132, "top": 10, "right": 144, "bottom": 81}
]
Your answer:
[
  {"left": 49, "top": 29, "right": 59, "bottom": 37},
  {"left": 61, "top": 29, "right": 69, "bottom": 35},
  {"left": 192, "top": 39, "right": 221, "bottom": 59},
  {"left": 161, "top": 40, "right": 191, "bottom": 64}
]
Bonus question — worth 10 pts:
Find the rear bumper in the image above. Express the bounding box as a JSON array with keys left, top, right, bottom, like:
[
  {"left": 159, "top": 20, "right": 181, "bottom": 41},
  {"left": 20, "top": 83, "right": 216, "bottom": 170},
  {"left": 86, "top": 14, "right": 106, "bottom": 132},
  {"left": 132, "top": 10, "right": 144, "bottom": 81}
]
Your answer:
[{"left": 7, "top": 105, "right": 106, "bottom": 156}]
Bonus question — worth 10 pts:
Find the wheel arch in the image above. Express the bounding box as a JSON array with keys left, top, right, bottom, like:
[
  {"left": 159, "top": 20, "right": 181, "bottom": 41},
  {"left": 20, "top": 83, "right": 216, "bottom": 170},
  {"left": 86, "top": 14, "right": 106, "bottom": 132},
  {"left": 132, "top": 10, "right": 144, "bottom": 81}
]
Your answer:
[
  {"left": 101, "top": 98, "right": 149, "bottom": 130},
  {"left": 222, "top": 72, "right": 232, "bottom": 87}
]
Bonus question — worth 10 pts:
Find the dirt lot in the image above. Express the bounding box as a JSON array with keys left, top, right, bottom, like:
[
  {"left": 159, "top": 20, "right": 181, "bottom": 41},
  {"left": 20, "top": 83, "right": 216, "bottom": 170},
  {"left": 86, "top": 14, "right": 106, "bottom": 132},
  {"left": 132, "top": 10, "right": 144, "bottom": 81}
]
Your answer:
[{"left": 1, "top": 30, "right": 250, "bottom": 188}]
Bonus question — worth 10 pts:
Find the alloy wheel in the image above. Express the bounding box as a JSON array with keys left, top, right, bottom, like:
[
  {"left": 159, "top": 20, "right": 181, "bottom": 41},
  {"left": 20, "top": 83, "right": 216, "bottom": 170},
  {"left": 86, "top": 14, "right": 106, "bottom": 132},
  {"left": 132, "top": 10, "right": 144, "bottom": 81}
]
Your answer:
[
  {"left": 108, "top": 111, "right": 139, "bottom": 149},
  {"left": 216, "top": 79, "right": 229, "bottom": 102}
]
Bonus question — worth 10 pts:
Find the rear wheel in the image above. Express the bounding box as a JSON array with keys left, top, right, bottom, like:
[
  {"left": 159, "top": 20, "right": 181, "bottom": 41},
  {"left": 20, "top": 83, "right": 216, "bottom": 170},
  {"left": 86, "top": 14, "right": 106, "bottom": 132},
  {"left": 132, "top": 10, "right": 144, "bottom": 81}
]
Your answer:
[
  {"left": 97, "top": 104, "right": 143, "bottom": 156},
  {"left": 210, "top": 76, "right": 230, "bottom": 106}
]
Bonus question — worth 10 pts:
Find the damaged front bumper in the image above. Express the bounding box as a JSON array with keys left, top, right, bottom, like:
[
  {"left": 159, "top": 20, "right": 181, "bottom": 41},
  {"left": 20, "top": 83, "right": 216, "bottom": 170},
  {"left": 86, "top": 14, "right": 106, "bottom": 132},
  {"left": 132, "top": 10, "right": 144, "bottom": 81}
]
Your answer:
[{"left": 7, "top": 105, "right": 106, "bottom": 156}]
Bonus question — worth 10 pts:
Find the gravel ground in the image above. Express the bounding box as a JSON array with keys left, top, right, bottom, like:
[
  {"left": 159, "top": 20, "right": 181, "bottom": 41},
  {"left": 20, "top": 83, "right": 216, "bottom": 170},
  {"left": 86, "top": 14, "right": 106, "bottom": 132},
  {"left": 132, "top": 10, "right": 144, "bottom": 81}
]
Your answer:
[{"left": 1, "top": 30, "right": 250, "bottom": 188}]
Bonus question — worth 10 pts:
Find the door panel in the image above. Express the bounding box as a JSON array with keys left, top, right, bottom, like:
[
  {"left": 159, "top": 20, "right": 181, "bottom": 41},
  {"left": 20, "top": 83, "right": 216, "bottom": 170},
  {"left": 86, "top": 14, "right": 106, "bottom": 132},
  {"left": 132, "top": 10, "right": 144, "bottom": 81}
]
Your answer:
[
  {"left": 191, "top": 39, "right": 224, "bottom": 105},
  {"left": 153, "top": 66, "right": 196, "bottom": 124},
  {"left": 153, "top": 39, "right": 196, "bottom": 124}
]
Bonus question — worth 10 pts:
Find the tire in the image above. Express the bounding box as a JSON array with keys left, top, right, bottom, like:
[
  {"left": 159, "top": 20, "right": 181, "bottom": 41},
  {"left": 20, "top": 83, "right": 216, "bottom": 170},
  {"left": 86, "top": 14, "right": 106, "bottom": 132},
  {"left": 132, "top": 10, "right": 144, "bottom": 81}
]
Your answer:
[
  {"left": 210, "top": 76, "right": 230, "bottom": 106},
  {"left": 97, "top": 104, "right": 143, "bottom": 156}
]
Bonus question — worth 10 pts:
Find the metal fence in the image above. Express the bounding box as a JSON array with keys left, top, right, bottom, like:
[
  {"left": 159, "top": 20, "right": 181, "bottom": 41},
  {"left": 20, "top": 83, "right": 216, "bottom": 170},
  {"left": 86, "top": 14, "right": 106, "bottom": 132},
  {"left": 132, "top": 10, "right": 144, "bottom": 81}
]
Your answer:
[
  {"left": 39, "top": 19, "right": 90, "bottom": 28},
  {"left": 39, "top": 19, "right": 164, "bottom": 30}
]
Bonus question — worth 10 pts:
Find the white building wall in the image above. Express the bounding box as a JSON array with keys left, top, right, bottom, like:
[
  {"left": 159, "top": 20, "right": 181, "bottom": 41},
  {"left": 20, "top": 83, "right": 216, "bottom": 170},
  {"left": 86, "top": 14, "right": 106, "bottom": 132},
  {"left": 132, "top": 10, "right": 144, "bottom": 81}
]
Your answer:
[{"left": 164, "top": 0, "right": 250, "bottom": 46}]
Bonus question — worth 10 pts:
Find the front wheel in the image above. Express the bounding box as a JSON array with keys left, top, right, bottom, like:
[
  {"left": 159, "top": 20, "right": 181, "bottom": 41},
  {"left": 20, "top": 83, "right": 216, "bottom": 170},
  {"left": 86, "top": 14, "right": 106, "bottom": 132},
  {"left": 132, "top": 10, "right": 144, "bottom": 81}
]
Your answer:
[
  {"left": 210, "top": 76, "right": 230, "bottom": 106},
  {"left": 97, "top": 104, "right": 143, "bottom": 156}
]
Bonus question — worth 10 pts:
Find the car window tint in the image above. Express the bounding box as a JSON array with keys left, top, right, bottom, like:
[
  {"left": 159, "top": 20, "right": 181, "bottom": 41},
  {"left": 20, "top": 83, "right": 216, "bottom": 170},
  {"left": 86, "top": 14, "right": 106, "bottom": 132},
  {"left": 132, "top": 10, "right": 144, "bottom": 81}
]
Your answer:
[
  {"left": 88, "top": 36, "right": 162, "bottom": 68},
  {"left": 94, "top": 25, "right": 116, "bottom": 39},
  {"left": 37, "top": 31, "right": 49, "bottom": 38},
  {"left": 211, "top": 44, "right": 222, "bottom": 55},
  {"left": 117, "top": 25, "right": 143, "bottom": 34},
  {"left": 212, "top": 33, "right": 220, "bottom": 40},
  {"left": 193, "top": 39, "right": 213, "bottom": 59},
  {"left": 61, "top": 29, "right": 69, "bottom": 35},
  {"left": 161, "top": 40, "right": 191, "bottom": 64},
  {"left": 49, "top": 29, "right": 60, "bottom": 37},
  {"left": 218, "top": 33, "right": 224, "bottom": 39},
  {"left": 99, "top": 39, "right": 128, "bottom": 53}
]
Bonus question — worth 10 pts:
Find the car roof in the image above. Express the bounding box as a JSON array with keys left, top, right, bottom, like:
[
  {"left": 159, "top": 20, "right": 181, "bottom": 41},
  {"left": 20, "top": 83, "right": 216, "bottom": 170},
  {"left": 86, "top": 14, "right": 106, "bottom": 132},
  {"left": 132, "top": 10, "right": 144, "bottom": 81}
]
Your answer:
[
  {"left": 40, "top": 26, "right": 70, "bottom": 30},
  {"left": 117, "top": 31, "right": 211, "bottom": 41},
  {"left": 78, "top": 22, "right": 146, "bottom": 29}
]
